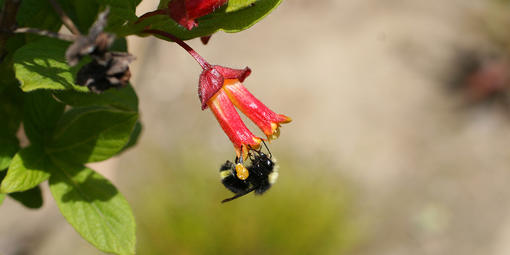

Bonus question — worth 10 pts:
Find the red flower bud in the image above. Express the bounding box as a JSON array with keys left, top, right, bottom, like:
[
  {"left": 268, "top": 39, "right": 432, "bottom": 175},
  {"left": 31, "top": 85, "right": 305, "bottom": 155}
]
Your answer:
[{"left": 168, "top": 0, "right": 228, "bottom": 30}]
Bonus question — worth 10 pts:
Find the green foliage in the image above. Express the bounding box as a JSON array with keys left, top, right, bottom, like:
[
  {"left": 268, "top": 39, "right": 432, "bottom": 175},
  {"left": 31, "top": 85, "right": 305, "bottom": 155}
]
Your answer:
[
  {"left": 0, "top": 82, "right": 23, "bottom": 135},
  {"left": 0, "top": 135, "right": 18, "bottom": 170},
  {"left": 0, "top": 171, "right": 6, "bottom": 205},
  {"left": 13, "top": 38, "right": 87, "bottom": 92},
  {"left": 122, "top": 121, "right": 143, "bottom": 152},
  {"left": 0, "top": 0, "right": 280, "bottom": 254},
  {"left": 16, "top": 0, "right": 61, "bottom": 31},
  {"left": 54, "top": 84, "right": 138, "bottom": 111},
  {"left": 1, "top": 146, "right": 51, "bottom": 193},
  {"left": 101, "top": 0, "right": 141, "bottom": 31},
  {"left": 9, "top": 185, "right": 44, "bottom": 209},
  {"left": 47, "top": 106, "right": 138, "bottom": 163},
  {"left": 49, "top": 160, "right": 135, "bottom": 255},
  {"left": 23, "top": 90, "right": 65, "bottom": 145},
  {"left": 124, "top": 0, "right": 282, "bottom": 40},
  {"left": 57, "top": 0, "right": 100, "bottom": 33}
]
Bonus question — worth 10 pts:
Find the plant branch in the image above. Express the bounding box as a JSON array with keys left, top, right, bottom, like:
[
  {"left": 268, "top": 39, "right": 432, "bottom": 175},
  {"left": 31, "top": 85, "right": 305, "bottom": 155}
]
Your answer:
[
  {"left": 48, "top": 0, "right": 80, "bottom": 35},
  {"left": 135, "top": 9, "right": 167, "bottom": 24},
  {"left": 0, "top": 0, "right": 22, "bottom": 60},
  {"left": 142, "top": 29, "right": 211, "bottom": 70},
  {"left": 14, "top": 27, "right": 76, "bottom": 41}
]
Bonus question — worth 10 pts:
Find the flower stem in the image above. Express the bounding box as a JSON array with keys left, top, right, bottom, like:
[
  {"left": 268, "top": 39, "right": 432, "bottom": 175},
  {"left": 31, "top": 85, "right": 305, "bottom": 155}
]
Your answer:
[
  {"left": 0, "top": 0, "right": 21, "bottom": 60},
  {"left": 48, "top": 0, "right": 81, "bottom": 35},
  {"left": 142, "top": 29, "right": 211, "bottom": 70},
  {"left": 135, "top": 9, "right": 167, "bottom": 24},
  {"left": 14, "top": 27, "right": 77, "bottom": 41}
]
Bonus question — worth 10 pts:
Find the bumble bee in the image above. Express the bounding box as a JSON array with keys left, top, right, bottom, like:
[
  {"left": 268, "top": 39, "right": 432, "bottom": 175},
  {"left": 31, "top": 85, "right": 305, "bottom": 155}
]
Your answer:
[{"left": 219, "top": 149, "right": 278, "bottom": 203}]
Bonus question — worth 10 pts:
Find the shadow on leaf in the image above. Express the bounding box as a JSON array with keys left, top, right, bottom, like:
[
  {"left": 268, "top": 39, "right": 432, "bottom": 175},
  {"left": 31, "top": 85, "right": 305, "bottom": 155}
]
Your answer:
[
  {"left": 61, "top": 170, "right": 118, "bottom": 203},
  {"left": 18, "top": 58, "right": 77, "bottom": 90},
  {"left": 50, "top": 160, "right": 118, "bottom": 203}
]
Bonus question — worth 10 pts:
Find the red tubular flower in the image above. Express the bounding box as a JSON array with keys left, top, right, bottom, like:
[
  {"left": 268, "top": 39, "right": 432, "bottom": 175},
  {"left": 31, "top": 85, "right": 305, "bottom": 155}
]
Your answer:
[
  {"left": 199, "top": 65, "right": 291, "bottom": 157},
  {"left": 223, "top": 79, "right": 292, "bottom": 140},
  {"left": 207, "top": 88, "right": 262, "bottom": 158},
  {"left": 141, "top": 30, "right": 291, "bottom": 158}
]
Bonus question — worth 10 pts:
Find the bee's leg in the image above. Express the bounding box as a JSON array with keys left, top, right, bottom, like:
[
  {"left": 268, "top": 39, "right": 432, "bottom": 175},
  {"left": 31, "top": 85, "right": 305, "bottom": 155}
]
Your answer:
[
  {"left": 261, "top": 140, "right": 272, "bottom": 158},
  {"left": 221, "top": 187, "right": 256, "bottom": 203}
]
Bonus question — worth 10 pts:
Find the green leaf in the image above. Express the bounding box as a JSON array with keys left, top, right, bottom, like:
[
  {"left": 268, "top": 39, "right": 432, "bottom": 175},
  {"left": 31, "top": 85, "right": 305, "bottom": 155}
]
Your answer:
[
  {"left": 110, "top": 38, "right": 128, "bottom": 52},
  {"left": 1, "top": 146, "right": 51, "bottom": 193},
  {"left": 0, "top": 170, "right": 5, "bottom": 205},
  {"left": 157, "top": 0, "right": 257, "bottom": 12},
  {"left": 17, "top": 0, "right": 61, "bottom": 31},
  {"left": 0, "top": 134, "right": 19, "bottom": 171},
  {"left": 101, "top": 0, "right": 142, "bottom": 32},
  {"left": 0, "top": 82, "right": 24, "bottom": 135},
  {"left": 0, "top": 55, "right": 19, "bottom": 92},
  {"left": 47, "top": 107, "right": 138, "bottom": 164},
  {"left": 225, "top": 0, "right": 259, "bottom": 12},
  {"left": 121, "top": 121, "right": 142, "bottom": 152},
  {"left": 13, "top": 38, "right": 88, "bottom": 92},
  {"left": 23, "top": 90, "right": 65, "bottom": 145},
  {"left": 49, "top": 160, "right": 135, "bottom": 255},
  {"left": 58, "top": 0, "right": 100, "bottom": 33},
  {"left": 9, "top": 185, "right": 43, "bottom": 209},
  {"left": 0, "top": 79, "right": 22, "bottom": 172},
  {"left": 125, "top": 0, "right": 282, "bottom": 40},
  {"left": 54, "top": 84, "right": 138, "bottom": 112}
]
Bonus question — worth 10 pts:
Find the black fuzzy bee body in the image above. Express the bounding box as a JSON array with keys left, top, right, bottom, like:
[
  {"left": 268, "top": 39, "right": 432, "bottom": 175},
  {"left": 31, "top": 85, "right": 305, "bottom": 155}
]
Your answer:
[{"left": 219, "top": 151, "right": 278, "bottom": 203}]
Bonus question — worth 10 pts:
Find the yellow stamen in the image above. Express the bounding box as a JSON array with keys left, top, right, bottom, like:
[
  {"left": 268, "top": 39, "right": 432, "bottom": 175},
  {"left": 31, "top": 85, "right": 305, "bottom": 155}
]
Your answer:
[{"left": 268, "top": 123, "right": 280, "bottom": 141}]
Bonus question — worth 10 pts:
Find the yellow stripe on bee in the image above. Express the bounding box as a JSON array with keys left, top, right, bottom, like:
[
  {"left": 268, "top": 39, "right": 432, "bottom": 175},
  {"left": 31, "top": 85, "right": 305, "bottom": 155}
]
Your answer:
[
  {"left": 268, "top": 172, "right": 279, "bottom": 185},
  {"left": 220, "top": 170, "right": 231, "bottom": 179}
]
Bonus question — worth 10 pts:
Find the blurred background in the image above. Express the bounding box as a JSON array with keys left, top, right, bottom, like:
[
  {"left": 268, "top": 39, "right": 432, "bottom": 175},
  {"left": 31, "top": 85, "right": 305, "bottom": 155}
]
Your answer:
[{"left": 4, "top": 0, "right": 510, "bottom": 254}]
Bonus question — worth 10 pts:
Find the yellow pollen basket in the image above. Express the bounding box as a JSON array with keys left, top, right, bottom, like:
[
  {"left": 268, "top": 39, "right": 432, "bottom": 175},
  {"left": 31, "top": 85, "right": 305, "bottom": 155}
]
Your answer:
[{"left": 235, "top": 163, "right": 249, "bottom": 180}]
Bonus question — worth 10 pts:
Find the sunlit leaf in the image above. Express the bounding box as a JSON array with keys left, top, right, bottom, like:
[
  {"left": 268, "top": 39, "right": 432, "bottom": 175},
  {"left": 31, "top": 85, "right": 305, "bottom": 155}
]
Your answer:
[
  {"left": 49, "top": 160, "right": 135, "bottom": 255},
  {"left": 13, "top": 38, "right": 88, "bottom": 92},
  {"left": 0, "top": 146, "right": 51, "bottom": 193}
]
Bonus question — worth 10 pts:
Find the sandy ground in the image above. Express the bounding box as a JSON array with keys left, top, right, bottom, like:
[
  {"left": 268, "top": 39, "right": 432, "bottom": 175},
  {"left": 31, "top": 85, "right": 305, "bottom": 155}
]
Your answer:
[{"left": 4, "top": 0, "right": 510, "bottom": 254}]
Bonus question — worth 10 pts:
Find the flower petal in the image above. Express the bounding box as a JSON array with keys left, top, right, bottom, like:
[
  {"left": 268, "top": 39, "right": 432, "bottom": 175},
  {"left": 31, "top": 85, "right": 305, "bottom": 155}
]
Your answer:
[
  {"left": 199, "top": 67, "right": 224, "bottom": 110},
  {"left": 208, "top": 89, "right": 262, "bottom": 157},
  {"left": 214, "top": 66, "right": 251, "bottom": 82},
  {"left": 198, "top": 66, "right": 251, "bottom": 110},
  {"left": 223, "top": 79, "right": 291, "bottom": 140}
]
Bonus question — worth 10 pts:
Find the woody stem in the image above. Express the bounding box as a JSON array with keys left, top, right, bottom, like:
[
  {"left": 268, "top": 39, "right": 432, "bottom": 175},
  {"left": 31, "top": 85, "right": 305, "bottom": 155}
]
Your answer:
[
  {"left": 48, "top": 0, "right": 81, "bottom": 35},
  {"left": 0, "top": 0, "right": 21, "bottom": 60},
  {"left": 142, "top": 29, "right": 211, "bottom": 70}
]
